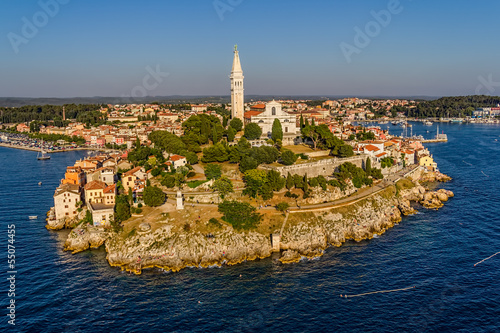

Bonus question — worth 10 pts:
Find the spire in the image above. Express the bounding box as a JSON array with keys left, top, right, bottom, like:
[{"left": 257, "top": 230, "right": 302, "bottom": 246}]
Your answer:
[{"left": 232, "top": 45, "right": 243, "bottom": 73}]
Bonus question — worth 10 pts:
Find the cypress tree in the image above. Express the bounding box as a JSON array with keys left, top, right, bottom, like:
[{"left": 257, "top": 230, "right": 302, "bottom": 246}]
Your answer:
[
  {"left": 300, "top": 115, "right": 304, "bottom": 128},
  {"left": 271, "top": 118, "right": 283, "bottom": 142},
  {"left": 286, "top": 172, "right": 294, "bottom": 190},
  {"left": 365, "top": 157, "right": 372, "bottom": 176}
]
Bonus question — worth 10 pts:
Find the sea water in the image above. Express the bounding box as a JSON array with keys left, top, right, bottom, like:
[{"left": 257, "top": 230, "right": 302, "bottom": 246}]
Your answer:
[{"left": 0, "top": 122, "right": 499, "bottom": 332}]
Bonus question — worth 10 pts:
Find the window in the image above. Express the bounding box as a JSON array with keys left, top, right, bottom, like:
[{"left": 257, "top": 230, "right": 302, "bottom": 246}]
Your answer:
[
  {"left": 285, "top": 127, "right": 288, "bottom": 133},
  {"left": 65, "top": 205, "right": 68, "bottom": 208},
  {"left": 272, "top": 107, "right": 276, "bottom": 116}
]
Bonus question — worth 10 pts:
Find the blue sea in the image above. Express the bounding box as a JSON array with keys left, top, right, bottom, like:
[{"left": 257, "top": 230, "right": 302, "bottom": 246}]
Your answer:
[{"left": 1, "top": 122, "right": 499, "bottom": 332}]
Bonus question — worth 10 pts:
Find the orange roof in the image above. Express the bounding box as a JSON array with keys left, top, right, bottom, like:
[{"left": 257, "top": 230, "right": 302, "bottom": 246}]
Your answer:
[
  {"left": 364, "top": 144, "right": 380, "bottom": 152},
  {"left": 170, "top": 155, "right": 185, "bottom": 161},
  {"left": 123, "top": 166, "right": 142, "bottom": 177},
  {"left": 376, "top": 152, "right": 387, "bottom": 158},
  {"left": 244, "top": 111, "right": 264, "bottom": 119},
  {"left": 103, "top": 184, "right": 116, "bottom": 194},
  {"left": 251, "top": 104, "right": 266, "bottom": 109},
  {"left": 84, "top": 180, "right": 106, "bottom": 191}
]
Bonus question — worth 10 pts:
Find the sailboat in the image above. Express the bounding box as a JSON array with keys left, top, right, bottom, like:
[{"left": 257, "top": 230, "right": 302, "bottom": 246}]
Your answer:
[{"left": 37, "top": 139, "right": 51, "bottom": 160}]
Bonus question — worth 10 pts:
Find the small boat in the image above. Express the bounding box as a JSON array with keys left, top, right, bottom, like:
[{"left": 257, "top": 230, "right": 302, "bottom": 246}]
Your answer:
[
  {"left": 38, "top": 182, "right": 42, "bottom": 186},
  {"left": 37, "top": 139, "right": 51, "bottom": 160},
  {"left": 423, "top": 120, "right": 433, "bottom": 125},
  {"left": 28, "top": 216, "right": 38, "bottom": 220}
]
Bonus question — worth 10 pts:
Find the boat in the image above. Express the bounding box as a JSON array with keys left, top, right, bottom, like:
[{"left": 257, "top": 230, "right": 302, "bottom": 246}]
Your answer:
[
  {"left": 28, "top": 216, "right": 38, "bottom": 220},
  {"left": 37, "top": 140, "right": 51, "bottom": 160},
  {"left": 423, "top": 120, "right": 433, "bottom": 125},
  {"left": 38, "top": 182, "right": 42, "bottom": 186}
]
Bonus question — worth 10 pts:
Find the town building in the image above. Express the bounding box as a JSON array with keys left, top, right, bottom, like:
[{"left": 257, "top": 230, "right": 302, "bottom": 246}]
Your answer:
[
  {"left": 53, "top": 184, "right": 81, "bottom": 221},
  {"left": 84, "top": 180, "right": 107, "bottom": 204},
  {"left": 88, "top": 202, "right": 114, "bottom": 227}
]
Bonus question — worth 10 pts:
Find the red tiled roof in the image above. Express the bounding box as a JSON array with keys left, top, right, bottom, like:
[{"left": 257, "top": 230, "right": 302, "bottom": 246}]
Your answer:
[
  {"left": 364, "top": 144, "right": 380, "bottom": 152},
  {"left": 244, "top": 111, "right": 264, "bottom": 119},
  {"left": 170, "top": 155, "right": 185, "bottom": 161},
  {"left": 84, "top": 180, "right": 106, "bottom": 191}
]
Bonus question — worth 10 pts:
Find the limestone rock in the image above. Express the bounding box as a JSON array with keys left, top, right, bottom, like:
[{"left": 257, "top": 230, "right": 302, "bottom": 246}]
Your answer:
[{"left": 64, "top": 224, "right": 109, "bottom": 254}]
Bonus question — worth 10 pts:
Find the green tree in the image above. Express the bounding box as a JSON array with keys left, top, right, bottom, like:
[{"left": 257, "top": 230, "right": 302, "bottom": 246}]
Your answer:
[
  {"left": 243, "top": 169, "right": 268, "bottom": 198},
  {"left": 211, "top": 176, "right": 234, "bottom": 199},
  {"left": 281, "top": 149, "right": 298, "bottom": 165},
  {"left": 271, "top": 118, "right": 283, "bottom": 142},
  {"left": 299, "top": 114, "right": 304, "bottom": 128},
  {"left": 365, "top": 157, "right": 372, "bottom": 176},
  {"left": 160, "top": 174, "right": 175, "bottom": 188},
  {"left": 227, "top": 127, "right": 236, "bottom": 142},
  {"left": 115, "top": 195, "right": 131, "bottom": 222},
  {"left": 286, "top": 172, "right": 294, "bottom": 190},
  {"left": 229, "top": 118, "right": 243, "bottom": 132},
  {"left": 243, "top": 123, "right": 262, "bottom": 140},
  {"left": 143, "top": 186, "right": 166, "bottom": 207},
  {"left": 204, "top": 163, "right": 222, "bottom": 180},
  {"left": 239, "top": 156, "right": 259, "bottom": 173},
  {"left": 267, "top": 170, "right": 285, "bottom": 191},
  {"left": 201, "top": 142, "right": 229, "bottom": 163},
  {"left": 301, "top": 125, "right": 320, "bottom": 150},
  {"left": 218, "top": 200, "right": 262, "bottom": 230}
]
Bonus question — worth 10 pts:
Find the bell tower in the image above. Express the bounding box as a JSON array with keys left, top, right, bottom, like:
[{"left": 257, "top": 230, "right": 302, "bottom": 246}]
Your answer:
[{"left": 230, "top": 45, "right": 244, "bottom": 124}]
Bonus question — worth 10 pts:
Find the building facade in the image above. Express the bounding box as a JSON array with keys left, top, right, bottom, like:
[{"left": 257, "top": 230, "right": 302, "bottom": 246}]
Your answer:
[{"left": 249, "top": 100, "right": 299, "bottom": 145}]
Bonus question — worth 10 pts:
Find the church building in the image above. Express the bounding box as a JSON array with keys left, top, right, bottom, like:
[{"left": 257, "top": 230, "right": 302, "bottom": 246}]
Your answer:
[{"left": 247, "top": 100, "right": 299, "bottom": 145}]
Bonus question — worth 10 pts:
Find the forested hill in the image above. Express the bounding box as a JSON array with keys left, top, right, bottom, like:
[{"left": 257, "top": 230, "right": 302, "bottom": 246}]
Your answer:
[
  {"left": 407, "top": 95, "right": 500, "bottom": 118},
  {"left": 0, "top": 104, "right": 103, "bottom": 125}
]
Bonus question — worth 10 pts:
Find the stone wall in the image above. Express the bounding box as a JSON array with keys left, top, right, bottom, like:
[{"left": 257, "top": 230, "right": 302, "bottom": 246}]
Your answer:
[{"left": 260, "top": 155, "right": 365, "bottom": 177}]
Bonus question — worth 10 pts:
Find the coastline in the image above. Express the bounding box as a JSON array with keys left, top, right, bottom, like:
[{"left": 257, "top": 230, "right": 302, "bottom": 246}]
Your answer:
[
  {"left": 0, "top": 142, "right": 117, "bottom": 154},
  {"left": 59, "top": 169, "right": 453, "bottom": 274}
]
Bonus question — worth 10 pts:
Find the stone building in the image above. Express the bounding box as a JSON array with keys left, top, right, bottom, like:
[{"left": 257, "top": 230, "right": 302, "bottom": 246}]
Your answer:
[{"left": 54, "top": 184, "right": 82, "bottom": 221}]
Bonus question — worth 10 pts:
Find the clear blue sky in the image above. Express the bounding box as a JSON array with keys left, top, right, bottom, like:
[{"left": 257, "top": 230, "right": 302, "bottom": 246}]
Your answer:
[{"left": 1, "top": 0, "right": 500, "bottom": 98}]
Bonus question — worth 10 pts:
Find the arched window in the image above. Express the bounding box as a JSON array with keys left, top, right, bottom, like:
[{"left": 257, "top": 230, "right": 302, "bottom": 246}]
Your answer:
[{"left": 272, "top": 107, "right": 276, "bottom": 116}]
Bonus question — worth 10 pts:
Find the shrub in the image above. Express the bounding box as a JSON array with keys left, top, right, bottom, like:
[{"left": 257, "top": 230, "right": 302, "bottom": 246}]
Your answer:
[
  {"left": 276, "top": 202, "right": 290, "bottom": 212},
  {"left": 208, "top": 218, "right": 222, "bottom": 228}
]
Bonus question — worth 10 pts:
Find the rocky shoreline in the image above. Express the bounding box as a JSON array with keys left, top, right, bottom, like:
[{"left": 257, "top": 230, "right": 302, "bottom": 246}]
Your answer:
[{"left": 56, "top": 170, "right": 454, "bottom": 274}]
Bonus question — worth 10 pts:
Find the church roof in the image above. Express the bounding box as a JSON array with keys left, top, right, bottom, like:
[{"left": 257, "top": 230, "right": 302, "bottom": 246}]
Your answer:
[
  {"left": 232, "top": 50, "right": 243, "bottom": 73},
  {"left": 244, "top": 111, "right": 264, "bottom": 119}
]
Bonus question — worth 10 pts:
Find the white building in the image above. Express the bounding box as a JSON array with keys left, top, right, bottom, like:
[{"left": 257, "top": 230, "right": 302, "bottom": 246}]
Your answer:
[
  {"left": 54, "top": 184, "right": 81, "bottom": 221},
  {"left": 230, "top": 45, "right": 244, "bottom": 124},
  {"left": 89, "top": 202, "right": 114, "bottom": 227},
  {"left": 250, "top": 100, "right": 299, "bottom": 145}
]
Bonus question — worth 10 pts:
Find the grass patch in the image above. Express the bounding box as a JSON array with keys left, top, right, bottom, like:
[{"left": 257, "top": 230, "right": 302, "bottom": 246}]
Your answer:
[{"left": 396, "top": 178, "right": 415, "bottom": 191}]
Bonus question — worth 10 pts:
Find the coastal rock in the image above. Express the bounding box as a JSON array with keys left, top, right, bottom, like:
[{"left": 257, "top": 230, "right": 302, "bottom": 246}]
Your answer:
[
  {"left": 398, "top": 198, "right": 417, "bottom": 215},
  {"left": 64, "top": 224, "right": 109, "bottom": 254},
  {"left": 279, "top": 250, "right": 301, "bottom": 263},
  {"left": 280, "top": 196, "right": 403, "bottom": 259},
  {"left": 105, "top": 225, "right": 272, "bottom": 273},
  {"left": 420, "top": 171, "right": 452, "bottom": 183}
]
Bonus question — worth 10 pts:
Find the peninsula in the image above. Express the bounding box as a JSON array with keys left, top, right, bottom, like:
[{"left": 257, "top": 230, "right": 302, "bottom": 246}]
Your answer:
[{"left": 11, "top": 48, "right": 458, "bottom": 273}]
